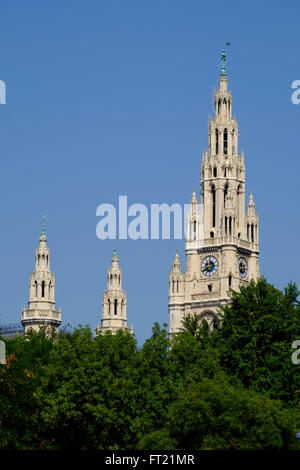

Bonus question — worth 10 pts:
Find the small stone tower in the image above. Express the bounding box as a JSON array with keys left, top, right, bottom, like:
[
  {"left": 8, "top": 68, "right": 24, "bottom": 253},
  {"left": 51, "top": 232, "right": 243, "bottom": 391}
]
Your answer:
[
  {"left": 21, "top": 228, "right": 62, "bottom": 334},
  {"left": 95, "top": 250, "right": 133, "bottom": 335}
]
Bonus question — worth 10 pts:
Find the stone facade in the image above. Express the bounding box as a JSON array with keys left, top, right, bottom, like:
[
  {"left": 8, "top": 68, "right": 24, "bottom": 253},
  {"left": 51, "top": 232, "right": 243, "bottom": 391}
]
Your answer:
[
  {"left": 168, "top": 56, "right": 260, "bottom": 336},
  {"left": 95, "top": 250, "right": 133, "bottom": 335},
  {"left": 21, "top": 229, "right": 62, "bottom": 335}
]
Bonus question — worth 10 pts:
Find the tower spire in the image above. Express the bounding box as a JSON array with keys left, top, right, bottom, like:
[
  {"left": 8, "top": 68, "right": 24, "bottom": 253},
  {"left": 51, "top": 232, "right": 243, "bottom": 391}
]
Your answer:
[
  {"left": 95, "top": 252, "right": 133, "bottom": 335},
  {"left": 21, "top": 228, "right": 61, "bottom": 335}
]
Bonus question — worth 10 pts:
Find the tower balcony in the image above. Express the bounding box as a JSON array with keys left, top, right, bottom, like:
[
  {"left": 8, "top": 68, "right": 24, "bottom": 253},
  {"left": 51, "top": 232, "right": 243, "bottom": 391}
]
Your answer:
[{"left": 21, "top": 307, "right": 62, "bottom": 326}]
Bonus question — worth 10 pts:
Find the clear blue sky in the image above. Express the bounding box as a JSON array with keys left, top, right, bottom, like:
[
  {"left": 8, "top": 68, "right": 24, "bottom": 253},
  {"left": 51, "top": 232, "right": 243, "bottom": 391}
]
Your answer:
[{"left": 0, "top": 0, "right": 299, "bottom": 345}]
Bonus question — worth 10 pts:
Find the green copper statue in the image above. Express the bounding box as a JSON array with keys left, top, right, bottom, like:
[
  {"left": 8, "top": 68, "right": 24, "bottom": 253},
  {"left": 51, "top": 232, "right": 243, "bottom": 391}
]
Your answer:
[{"left": 221, "top": 49, "right": 226, "bottom": 76}]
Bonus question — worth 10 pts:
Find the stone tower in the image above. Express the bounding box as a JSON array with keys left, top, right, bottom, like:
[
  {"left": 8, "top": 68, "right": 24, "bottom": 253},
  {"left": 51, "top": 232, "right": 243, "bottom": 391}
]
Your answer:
[
  {"left": 21, "top": 228, "right": 62, "bottom": 334},
  {"left": 95, "top": 250, "right": 133, "bottom": 335},
  {"left": 169, "top": 51, "right": 260, "bottom": 336}
]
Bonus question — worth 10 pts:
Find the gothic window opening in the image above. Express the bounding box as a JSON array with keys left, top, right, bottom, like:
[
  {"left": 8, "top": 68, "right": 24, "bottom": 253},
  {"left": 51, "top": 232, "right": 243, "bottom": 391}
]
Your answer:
[
  {"left": 215, "top": 129, "right": 219, "bottom": 155},
  {"left": 229, "top": 275, "right": 232, "bottom": 288},
  {"left": 35, "top": 280, "right": 38, "bottom": 297},
  {"left": 224, "top": 183, "right": 228, "bottom": 206},
  {"left": 229, "top": 217, "right": 232, "bottom": 235},
  {"left": 177, "top": 280, "right": 179, "bottom": 293},
  {"left": 251, "top": 224, "right": 254, "bottom": 243},
  {"left": 210, "top": 231, "right": 214, "bottom": 238},
  {"left": 41, "top": 281, "right": 45, "bottom": 298},
  {"left": 224, "top": 128, "right": 228, "bottom": 154},
  {"left": 114, "top": 299, "right": 117, "bottom": 315},
  {"left": 49, "top": 282, "right": 51, "bottom": 298},
  {"left": 247, "top": 224, "right": 250, "bottom": 241},
  {"left": 46, "top": 255, "right": 49, "bottom": 266},
  {"left": 225, "top": 216, "right": 227, "bottom": 236},
  {"left": 212, "top": 185, "right": 216, "bottom": 227},
  {"left": 172, "top": 280, "right": 175, "bottom": 293},
  {"left": 213, "top": 167, "right": 217, "bottom": 177},
  {"left": 218, "top": 99, "right": 221, "bottom": 114},
  {"left": 208, "top": 284, "right": 212, "bottom": 292},
  {"left": 193, "top": 221, "right": 197, "bottom": 240}
]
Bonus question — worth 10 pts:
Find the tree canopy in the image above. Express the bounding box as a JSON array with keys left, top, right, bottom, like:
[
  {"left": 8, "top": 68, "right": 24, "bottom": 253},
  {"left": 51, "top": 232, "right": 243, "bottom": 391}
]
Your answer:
[{"left": 1, "top": 278, "right": 300, "bottom": 450}]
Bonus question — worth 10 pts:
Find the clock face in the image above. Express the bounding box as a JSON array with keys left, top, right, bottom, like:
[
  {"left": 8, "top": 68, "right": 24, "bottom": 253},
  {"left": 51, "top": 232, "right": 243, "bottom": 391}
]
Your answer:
[
  {"left": 238, "top": 257, "right": 248, "bottom": 278},
  {"left": 201, "top": 256, "right": 218, "bottom": 277}
]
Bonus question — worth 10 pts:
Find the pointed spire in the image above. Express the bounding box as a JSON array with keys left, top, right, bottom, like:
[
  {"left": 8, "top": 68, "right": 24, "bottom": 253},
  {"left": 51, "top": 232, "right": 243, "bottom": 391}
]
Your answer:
[
  {"left": 247, "top": 191, "right": 256, "bottom": 217},
  {"left": 172, "top": 249, "right": 181, "bottom": 272},
  {"left": 111, "top": 249, "right": 119, "bottom": 267},
  {"left": 39, "top": 227, "right": 47, "bottom": 244}
]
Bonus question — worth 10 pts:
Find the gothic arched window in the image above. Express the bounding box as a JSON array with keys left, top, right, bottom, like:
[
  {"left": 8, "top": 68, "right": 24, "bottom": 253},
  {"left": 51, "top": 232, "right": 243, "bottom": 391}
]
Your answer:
[
  {"left": 41, "top": 281, "right": 45, "bottom": 298},
  {"left": 215, "top": 129, "right": 219, "bottom": 155},
  {"left": 114, "top": 299, "right": 118, "bottom": 315},
  {"left": 213, "top": 167, "right": 217, "bottom": 177},
  {"left": 224, "top": 183, "right": 228, "bottom": 206},
  {"left": 211, "top": 185, "right": 216, "bottom": 227},
  {"left": 224, "top": 128, "right": 228, "bottom": 155}
]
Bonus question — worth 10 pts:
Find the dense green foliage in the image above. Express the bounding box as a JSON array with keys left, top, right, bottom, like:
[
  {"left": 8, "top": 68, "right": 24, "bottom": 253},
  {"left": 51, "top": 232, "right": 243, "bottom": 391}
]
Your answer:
[{"left": 1, "top": 278, "right": 300, "bottom": 450}]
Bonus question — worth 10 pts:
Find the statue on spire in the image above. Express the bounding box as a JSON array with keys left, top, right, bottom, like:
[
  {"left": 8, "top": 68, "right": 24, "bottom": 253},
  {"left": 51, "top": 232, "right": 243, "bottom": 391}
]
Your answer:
[{"left": 221, "top": 49, "right": 226, "bottom": 77}]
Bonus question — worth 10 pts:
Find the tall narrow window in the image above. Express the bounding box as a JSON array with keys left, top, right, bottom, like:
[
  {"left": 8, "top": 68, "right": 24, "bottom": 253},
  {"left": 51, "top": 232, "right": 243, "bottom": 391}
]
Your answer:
[
  {"left": 35, "top": 281, "right": 38, "bottom": 297},
  {"left": 224, "top": 128, "right": 228, "bottom": 154},
  {"left": 48, "top": 281, "right": 51, "bottom": 298},
  {"left": 212, "top": 185, "right": 216, "bottom": 227},
  {"left": 224, "top": 183, "right": 228, "bottom": 206},
  {"left": 114, "top": 299, "right": 117, "bottom": 315},
  {"left": 215, "top": 129, "right": 219, "bottom": 155},
  {"left": 213, "top": 167, "right": 217, "bottom": 177},
  {"left": 177, "top": 280, "right": 179, "bottom": 293},
  {"left": 193, "top": 221, "right": 196, "bottom": 240},
  {"left": 41, "top": 281, "right": 45, "bottom": 298},
  {"left": 251, "top": 224, "right": 254, "bottom": 243},
  {"left": 229, "top": 275, "right": 232, "bottom": 288},
  {"left": 225, "top": 216, "right": 227, "bottom": 236},
  {"left": 218, "top": 99, "right": 221, "bottom": 114},
  {"left": 247, "top": 224, "right": 250, "bottom": 240},
  {"left": 229, "top": 217, "right": 232, "bottom": 235},
  {"left": 172, "top": 280, "right": 175, "bottom": 293}
]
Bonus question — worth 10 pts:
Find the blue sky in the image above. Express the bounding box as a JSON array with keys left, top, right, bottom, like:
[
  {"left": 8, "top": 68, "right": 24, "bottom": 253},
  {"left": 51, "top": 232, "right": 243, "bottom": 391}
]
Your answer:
[{"left": 0, "top": 0, "right": 299, "bottom": 345}]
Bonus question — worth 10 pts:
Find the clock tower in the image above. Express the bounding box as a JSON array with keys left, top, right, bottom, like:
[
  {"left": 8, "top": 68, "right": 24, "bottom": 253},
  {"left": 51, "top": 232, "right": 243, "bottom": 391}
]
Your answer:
[{"left": 169, "top": 51, "right": 260, "bottom": 335}]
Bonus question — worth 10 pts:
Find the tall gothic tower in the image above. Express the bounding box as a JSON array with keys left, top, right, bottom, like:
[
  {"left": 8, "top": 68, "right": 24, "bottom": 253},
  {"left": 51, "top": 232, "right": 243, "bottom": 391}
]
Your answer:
[
  {"left": 95, "top": 250, "right": 133, "bottom": 335},
  {"left": 169, "top": 51, "right": 260, "bottom": 335},
  {"left": 21, "top": 228, "right": 62, "bottom": 334}
]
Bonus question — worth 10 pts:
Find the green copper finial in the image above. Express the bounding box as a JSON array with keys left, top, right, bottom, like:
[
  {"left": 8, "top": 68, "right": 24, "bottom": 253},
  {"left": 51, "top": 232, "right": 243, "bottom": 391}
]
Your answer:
[
  {"left": 113, "top": 249, "right": 117, "bottom": 258},
  {"left": 221, "top": 49, "right": 226, "bottom": 77},
  {"left": 41, "top": 214, "right": 47, "bottom": 234}
]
